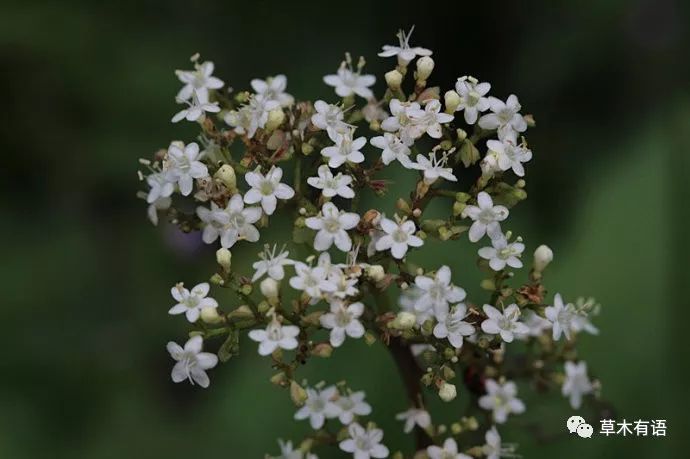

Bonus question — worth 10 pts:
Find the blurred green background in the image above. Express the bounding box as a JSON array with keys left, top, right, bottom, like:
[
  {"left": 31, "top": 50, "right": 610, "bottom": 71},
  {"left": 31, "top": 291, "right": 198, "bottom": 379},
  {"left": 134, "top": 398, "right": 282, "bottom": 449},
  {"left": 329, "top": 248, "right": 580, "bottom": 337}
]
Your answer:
[{"left": 1, "top": 0, "right": 689, "bottom": 457}]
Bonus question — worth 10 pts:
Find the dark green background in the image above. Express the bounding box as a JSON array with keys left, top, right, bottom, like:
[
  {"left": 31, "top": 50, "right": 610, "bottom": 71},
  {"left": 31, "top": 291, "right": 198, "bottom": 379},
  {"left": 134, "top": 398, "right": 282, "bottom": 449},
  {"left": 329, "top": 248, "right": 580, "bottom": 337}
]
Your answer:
[{"left": 1, "top": 0, "right": 689, "bottom": 457}]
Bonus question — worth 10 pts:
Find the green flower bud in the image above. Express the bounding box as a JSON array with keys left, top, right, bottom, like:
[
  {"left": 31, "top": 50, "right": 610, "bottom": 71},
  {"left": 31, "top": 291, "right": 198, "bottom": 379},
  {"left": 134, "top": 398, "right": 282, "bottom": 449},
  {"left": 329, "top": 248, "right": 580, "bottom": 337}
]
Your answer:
[{"left": 214, "top": 164, "right": 237, "bottom": 192}]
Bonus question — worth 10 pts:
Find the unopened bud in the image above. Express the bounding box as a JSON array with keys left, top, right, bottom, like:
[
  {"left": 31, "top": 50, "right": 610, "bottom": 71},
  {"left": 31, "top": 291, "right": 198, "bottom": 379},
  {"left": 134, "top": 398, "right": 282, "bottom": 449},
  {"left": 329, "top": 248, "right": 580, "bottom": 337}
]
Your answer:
[
  {"left": 200, "top": 306, "right": 222, "bottom": 324},
  {"left": 444, "top": 90, "right": 461, "bottom": 113},
  {"left": 265, "top": 108, "right": 285, "bottom": 132},
  {"left": 416, "top": 56, "right": 435, "bottom": 82},
  {"left": 216, "top": 248, "right": 232, "bottom": 271},
  {"left": 391, "top": 311, "right": 417, "bottom": 330},
  {"left": 438, "top": 382, "right": 457, "bottom": 402},
  {"left": 260, "top": 277, "right": 280, "bottom": 301},
  {"left": 312, "top": 342, "right": 334, "bottom": 358},
  {"left": 533, "top": 244, "right": 554, "bottom": 272},
  {"left": 366, "top": 265, "right": 385, "bottom": 282},
  {"left": 385, "top": 69, "right": 403, "bottom": 90},
  {"left": 214, "top": 164, "right": 237, "bottom": 191},
  {"left": 290, "top": 380, "right": 308, "bottom": 406},
  {"left": 228, "top": 304, "right": 254, "bottom": 320}
]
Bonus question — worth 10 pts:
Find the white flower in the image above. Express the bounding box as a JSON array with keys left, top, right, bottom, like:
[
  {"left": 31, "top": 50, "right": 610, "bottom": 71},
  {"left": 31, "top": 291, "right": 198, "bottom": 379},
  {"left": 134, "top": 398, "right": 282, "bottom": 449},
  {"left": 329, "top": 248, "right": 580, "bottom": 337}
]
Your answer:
[
  {"left": 399, "top": 287, "right": 433, "bottom": 325},
  {"left": 168, "top": 282, "right": 218, "bottom": 323},
  {"left": 311, "top": 100, "right": 350, "bottom": 136},
  {"left": 544, "top": 293, "right": 576, "bottom": 341},
  {"left": 307, "top": 165, "right": 355, "bottom": 199},
  {"left": 395, "top": 408, "right": 431, "bottom": 433},
  {"left": 166, "top": 335, "right": 218, "bottom": 388},
  {"left": 248, "top": 318, "right": 300, "bottom": 356},
  {"left": 289, "top": 262, "right": 337, "bottom": 300},
  {"left": 225, "top": 94, "right": 280, "bottom": 138},
  {"left": 244, "top": 165, "right": 295, "bottom": 215},
  {"left": 166, "top": 141, "right": 208, "bottom": 196},
  {"left": 323, "top": 66, "right": 376, "bottom": 99},
  {"left": 478, "top": 235, "right": 525, "bottom": 271},
  {"left": 562, "top": 361, "right": 593, "bottom": 409},
  {"left": 481, "top": 304, "right": 529, "bottom": 343},
  {"left": 454, "top": 76, "right": 491, "bottom": 124},
  {"left": 486, "top": 139, "right": 532, "bottom": 177},
  {"left": 461, "top": 192, "right": 509, "bottom": 242},
  {"left": 407, "top": 99, "right": 454, "bottom": 138},
  {"left": 146, "top": 172, "right": 175, "bottom": 203},
  {"left": 270, "top": 439, "right": 318, "bottom": 459},
  {"left": 251, "top": 74, "right": 294, "bottom": 107},
  {"left": 321, "top": 131, "right": 367, "bottom": 168},
  {"left": 197, "top": 194, "right": 262, "bottom": 248},
  {"left": 414, "top": 266, "right": 466, "bottom": 318},
  {"left": 362, "top": 99, "right": 388, "bottom": 123},
  {"left": 339, "top": 423, "right": 389, "bottom": 459},
  {"left": 478, "top": 379, "right": 526, "bottom": 424},
  {"left": 306, "top": 202, "right": 360, "bottom": 252},
  {"left": 147, "top": 195, "right": 171, "bottom": 226},
  {"left": 336, "top": 391, "right": 372, "bottom": 425},
  {"left": 381, "top": 99, "right": 423, "bottom": 145},
  {"left": 427, "top": 438, "right": 471, "bottom": 459},
  {"left": 378, "top": 26, "right": 432, "bottom": 65},
  {"left": 294, "top": 385, "right": 341, "bottom": 429},
  {"left": 478, "top": 95, "right": 527, "bottom": 141},
  {"left": 175, "top": 60, "right": 224, "bottom": 103},
  {"left": 412, "top": 151, "right": 457, "bottom": 185},
  {"left": 320, "top": 301, "right": 365, "bottom": 347},
  {"left": 375, "top": 216, "right": 423, "bottom": 259},
  {"left": 517, "top": 310, "right": 552, "bottom": 339},
  {"left": 433, "top": 304, "right": 474, "bottom": 348},
  {"left": 172, "top": 90, "right": 220, "bottom": 123},
  {"left": 329, "top": 273, "right": 360, "bottom": 300},
  {"left": 251, "top": 244, "right": 294, "bottom": 282},
  {"left": 370, "top": 133, "right": 413, "bottom": 167},
  {"left": 482, "top": 426, "right": 515, "bottom": 459}
]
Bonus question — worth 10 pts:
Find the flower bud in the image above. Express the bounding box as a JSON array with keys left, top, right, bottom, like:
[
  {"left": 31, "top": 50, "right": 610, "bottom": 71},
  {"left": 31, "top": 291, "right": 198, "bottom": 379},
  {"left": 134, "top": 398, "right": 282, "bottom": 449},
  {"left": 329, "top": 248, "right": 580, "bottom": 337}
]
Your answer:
[
  {"left": 228, "top": 304, "right": 254, "bottom": 320},
  {"left": 533, "top": 244, "right": 554, "bottom": 272},
  {"left": 290, "top": 380, "right": 308, "bottom": 406},
  {"left": 365, "top": 265, "right": 385, "bottom": 282},
  {"left": 214, "top": 164, "right": 237, "bottom": 192},
  {"left": 438, "top": 382, "right": 457, "bottom": 402},
  {"left": 216, "top": 248, "right": 232, "bottom": 271},
  {"left": 444, "top": 90, "right": 461, "bottom": 113},
  {"left": 200, "top": 306, "right": 222, "bottom": 324},
  {"left": 390, "top": 311, "right": 416, "bottom": 330},
  {"left": 265, "top": 108, "right": 285, "bottom": 132},
  {"left": 312, "top": 342, "right": 334, "bottom": 358},
  {"left": 416, "top": 56, "right": 435, "bottom": 82},
  {"left": 384, "top": 69, "right": 403, "bottom": 90},
  {"left": 260, "top": 278, "right": 280, "bottom": 301}
]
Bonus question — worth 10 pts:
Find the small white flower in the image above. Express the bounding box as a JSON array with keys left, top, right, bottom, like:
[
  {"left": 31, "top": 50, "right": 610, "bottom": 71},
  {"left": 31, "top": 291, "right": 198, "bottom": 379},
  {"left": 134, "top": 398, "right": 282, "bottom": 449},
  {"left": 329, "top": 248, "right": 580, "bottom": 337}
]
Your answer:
[
  {"left": 166, "top": 335, "right": 218, "bottom": 388},
  {"left": 307, "top": 165, "right": 355, "bottom": 199},
  {"left": 336, "top": 390, "right": 372, "bottom": 425},
  {"left": 454, "top": 76, "right": 491, "bottom": 124},
  {"left": 481, "top": 304, "right": 529, "bottom": 343},
  {"left": 248, "top": 318, "right": 300, "bottom": 356},
  {"left": 339, "top": 423, "right": 389, "bottom": 459},
  {"left": 395, "top": 408, "right": 431, "bottom": 434},
  {"left": 294, "top": 385, "right": 341, "bottom": 429},
  {"left": 172, "top": 90, "right": 220, "bottom": 123},
  {"left": 270, "top": 439, "right": 318, "bottom": 459},
  {"left": 168, "top": 282, "right": 218, "bottom": 323},
  {"left": 166, "top": 141, "right": 208, "bottom": 196},
  {"left": 244, "top": 165, "right": 295, "bottom": 215},
  {"left": 289, "top": 262, "right": 337, "bottom": 300},
  {"left": 517, "top": 310, "right": 552, "bottom": 339},
  {"left": 399, "top": 287, "right": 433, "bottom": 325},
  {"left": 381, "top": 99, "right": 423, "bottom": 145},
  {"left": 478, "top": 95, "right": 527, "bottom": 141},
  {"left": 375, "top": 216, "right": 424, "bottom": 259},
  {"left": 414, "top": 266, "right": 466, "bottom": 319},
  {"left": 562, "top": 361, "right": 593, "bottom": 409},
  {"left": 225, "top": 94, "right": 280, "bottom": 138},
  {"left": 323, "top": 65, "right": 376, "bottom": 99},
  {"left": 462, "top": 192, "right": 509, "bottom": 242},
  {"left": 370, "top": 133, "right": 413, "bottom": 167},
  {"left": 147, "top": 195, "right": 171, "bottom": 226},
  {"left": 197, "top": 194, "right": 262, "bottom": 248},
  {"left": 251, "top": 74, "right": 294, "bottom": 107},
  {"left": 320, "top": 301, "right": 365, "bottom": 347},
  {"left": 311, "top": 100, "right": 350, "bottom": 136},
  {"left": 306, "top": 202, "right": 360, "bottom": 252},
  {"left": 146, "top": 172, "right": 175, "bottom": 203},
  {"left": 478, "top": 379, "right": 526, "bottom": 424},
  {"left": 427, "top": 438, "right": 472, "bottom": 459},
  {"left": 412, "top": 151, "right": 458, "bottom": 184},
  {"left": 486, "top": 139, "right": 532, "bottom": 177},
  {"left": 482, "top": 426, "right": 516, "bottom": 459},
  {"left": 478, "top": 234, "right": 525, "bottom": 271},
  {"left": 407, "top": 99, "right": 454, "bottom": 138},
  {"left": 378, "top": 26, "right": 432, "bottom": 65},
  {"left": 175, "top": 60, "right": 224, "bottom": 103},
  {"left": 329, "top": 273, "right": 360, "bottom": 300},
  {"left": 252, "top": 244, "right": 295, "bottom": 282},
  {"left": 320, "top": 131, "right": 367, "bottom": 168},
  {"left": 362, "top": 99, "right": 388, "bottom": 123},
  {"left": 433, "top": 304, "right": 474, "bottom": 348},
  {"left": 544, "top": 293, "right": 577, "bottom": 341}
]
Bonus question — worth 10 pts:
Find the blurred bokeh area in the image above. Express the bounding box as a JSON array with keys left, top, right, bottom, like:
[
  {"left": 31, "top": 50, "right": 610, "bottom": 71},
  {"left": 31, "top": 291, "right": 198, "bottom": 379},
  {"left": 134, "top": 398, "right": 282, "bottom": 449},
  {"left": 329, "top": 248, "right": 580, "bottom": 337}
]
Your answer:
[{"left": 1, "top": 0, "right": 689, "bottom": 457}]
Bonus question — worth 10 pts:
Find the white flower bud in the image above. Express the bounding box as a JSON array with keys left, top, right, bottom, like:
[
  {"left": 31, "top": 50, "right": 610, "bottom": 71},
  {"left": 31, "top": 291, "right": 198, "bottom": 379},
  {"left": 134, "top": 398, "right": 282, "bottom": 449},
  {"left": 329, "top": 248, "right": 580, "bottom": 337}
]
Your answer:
[
  {"left": 394, "top": 311, "right": 417, "bottom": 330},
  {"left": 214, "top": 165, "right": 237, "bottom": 191},
  {"left": 384, "top": 70, "right": 403, "bottom": 90},
  {"left": 260, "top": 277, "right": 280, "bottom": 300},
  {"left": 365, "top": 264, "right": 385, "bottom": 282},
  {"left": 216, "top": 248, "right": 232, "bottom": 271},
  {"left": 444, "top": 90, "right": 461, "bottom": 113},
  {"left": 416, "top": 56, "right": 435, "bottom": 82},
  {"left": 533, "top": 244, "right": 554, "bottom": 272},
  {"left": 438, "top": 382, "right": 457, "bottom": 402},
  {"left": 200, "top": 307, "right": 222, "bottom": 324},
  {"left": 264, "top": 108, "right": 285, "bottom": 132}
]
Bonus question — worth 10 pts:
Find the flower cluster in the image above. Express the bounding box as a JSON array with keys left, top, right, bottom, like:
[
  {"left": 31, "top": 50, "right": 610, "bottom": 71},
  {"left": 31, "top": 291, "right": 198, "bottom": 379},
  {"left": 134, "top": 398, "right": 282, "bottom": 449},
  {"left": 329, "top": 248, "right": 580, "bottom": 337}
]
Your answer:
[{"left": 139, "top": 28, "right": 603, "bottom": 458}]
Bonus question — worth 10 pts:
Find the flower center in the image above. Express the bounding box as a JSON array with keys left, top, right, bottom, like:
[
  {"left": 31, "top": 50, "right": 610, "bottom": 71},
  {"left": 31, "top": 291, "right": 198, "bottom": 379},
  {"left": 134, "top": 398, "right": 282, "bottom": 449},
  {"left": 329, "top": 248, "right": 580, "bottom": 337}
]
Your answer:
[
  {"left": 392, "top": 228, "right": 409, "bottom": 243},
  {"left": 324, "top": 217, "right": 341, "bottom": 233},
  {"left": 260, "top": 180, "right": 274, "bottom": 195}
]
